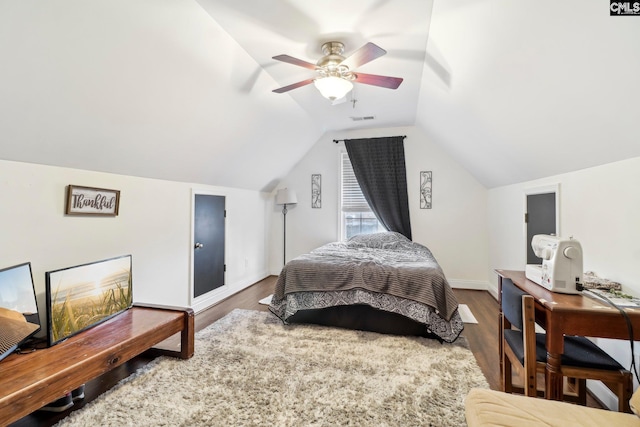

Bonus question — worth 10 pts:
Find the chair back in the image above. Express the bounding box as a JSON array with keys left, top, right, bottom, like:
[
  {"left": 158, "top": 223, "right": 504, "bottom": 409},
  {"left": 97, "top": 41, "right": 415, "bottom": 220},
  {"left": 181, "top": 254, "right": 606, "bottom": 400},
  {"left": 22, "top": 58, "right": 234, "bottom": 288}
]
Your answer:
[
  {"left": 501, "top": 278, "right": 528, "bottom": 330},
  {"left": 501, "top": 278, "right": 538, "bottom": 397}
]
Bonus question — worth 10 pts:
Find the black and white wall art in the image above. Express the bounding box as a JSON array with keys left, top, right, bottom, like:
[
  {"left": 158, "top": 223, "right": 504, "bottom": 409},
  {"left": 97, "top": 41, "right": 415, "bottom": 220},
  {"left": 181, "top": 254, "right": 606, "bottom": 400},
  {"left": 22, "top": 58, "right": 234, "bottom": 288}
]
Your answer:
[
  {"left": 420, "top": 171, "right": 432, "bottom": 209},
  {"left": 312, "top": 174, "right": 321, "bottom": 208}
]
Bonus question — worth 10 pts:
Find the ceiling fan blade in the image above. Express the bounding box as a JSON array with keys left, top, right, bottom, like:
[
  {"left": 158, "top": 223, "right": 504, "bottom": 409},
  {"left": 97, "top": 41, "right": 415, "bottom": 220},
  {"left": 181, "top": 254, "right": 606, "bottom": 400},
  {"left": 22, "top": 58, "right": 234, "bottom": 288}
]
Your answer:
[
  {"left": 340, "top": 42, "right": 387, "bottom": 70},
  {"left": 353, "top": 72, "right": 403, "bottom": 89},
  {"left": 272, "top": 54, "right": 317, "bottom": 70},
  {"left": 272, "top": 78, "right": 315, "bottom": 94}
]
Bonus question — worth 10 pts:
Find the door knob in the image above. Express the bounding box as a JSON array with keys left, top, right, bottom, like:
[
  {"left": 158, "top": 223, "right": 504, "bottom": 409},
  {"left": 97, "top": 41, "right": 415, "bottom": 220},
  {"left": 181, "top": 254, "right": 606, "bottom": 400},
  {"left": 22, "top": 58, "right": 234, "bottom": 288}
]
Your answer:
[{"left": 195, "top": 242, "right": 204, "bottom": 249}]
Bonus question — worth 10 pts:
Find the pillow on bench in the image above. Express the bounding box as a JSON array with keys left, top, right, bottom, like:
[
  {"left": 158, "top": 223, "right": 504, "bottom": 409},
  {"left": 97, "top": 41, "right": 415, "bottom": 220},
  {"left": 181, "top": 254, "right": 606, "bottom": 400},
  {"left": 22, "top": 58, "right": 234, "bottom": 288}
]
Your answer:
[{"left": 465, "top": 388, "right": 640, "bottom": 427}]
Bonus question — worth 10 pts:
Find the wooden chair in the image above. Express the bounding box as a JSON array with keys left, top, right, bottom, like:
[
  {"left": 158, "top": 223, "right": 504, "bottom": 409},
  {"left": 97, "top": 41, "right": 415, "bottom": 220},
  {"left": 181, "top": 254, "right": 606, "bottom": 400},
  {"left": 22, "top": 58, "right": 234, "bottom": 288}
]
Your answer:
[{"left": 501, "top": 278, "right": 633, "bottom": 412}]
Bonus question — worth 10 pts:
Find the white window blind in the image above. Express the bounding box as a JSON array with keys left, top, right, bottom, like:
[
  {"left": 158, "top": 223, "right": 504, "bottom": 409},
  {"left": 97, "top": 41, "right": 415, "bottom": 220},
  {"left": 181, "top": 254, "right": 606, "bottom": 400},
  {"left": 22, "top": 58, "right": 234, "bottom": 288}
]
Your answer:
[{"left": 341, "top": 152, "right": 370, "bottom": 212}]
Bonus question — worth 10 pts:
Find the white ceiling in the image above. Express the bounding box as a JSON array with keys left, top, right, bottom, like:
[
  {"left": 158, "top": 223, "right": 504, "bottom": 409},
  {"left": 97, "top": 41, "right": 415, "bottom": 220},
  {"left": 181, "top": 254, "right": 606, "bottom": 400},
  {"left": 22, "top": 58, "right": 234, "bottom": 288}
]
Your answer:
[
  {"left": 0, "top": 0, "right": 638, "bottom": 191},
  {"left": 417, "top": 0, "right": 640, "bottom": 187},
  {"left": 196, "top": 0, "right": 432, "bottom": 132}
]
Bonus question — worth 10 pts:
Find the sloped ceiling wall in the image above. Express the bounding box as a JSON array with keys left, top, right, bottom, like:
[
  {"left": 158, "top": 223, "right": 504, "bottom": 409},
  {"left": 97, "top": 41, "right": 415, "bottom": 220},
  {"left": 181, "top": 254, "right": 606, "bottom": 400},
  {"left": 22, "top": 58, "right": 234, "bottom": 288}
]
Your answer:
[
  {"left": 0, "top": 0, "right": 323, "bottom": 192},
  {"left": 0, "top": 1, "right": 639, "bottom": 192},
  {"left": 416, "top": 1, "right": 640, "bottom": 188}
]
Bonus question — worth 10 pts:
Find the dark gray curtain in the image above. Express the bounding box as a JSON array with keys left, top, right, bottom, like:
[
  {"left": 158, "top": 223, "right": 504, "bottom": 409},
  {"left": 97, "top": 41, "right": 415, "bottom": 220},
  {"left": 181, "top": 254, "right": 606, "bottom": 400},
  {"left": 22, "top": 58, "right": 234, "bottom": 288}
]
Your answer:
[{"left": 344, "top": 136, "right": 412, "bottom": 240}]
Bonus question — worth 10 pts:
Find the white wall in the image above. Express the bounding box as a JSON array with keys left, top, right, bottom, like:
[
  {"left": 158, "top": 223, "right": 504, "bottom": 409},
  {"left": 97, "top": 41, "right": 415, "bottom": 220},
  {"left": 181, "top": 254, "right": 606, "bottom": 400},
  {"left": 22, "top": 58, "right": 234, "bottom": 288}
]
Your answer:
[
  {"left": 0, "top": 0, "right": 322, "bottom": 192},
  {"left": 0, "top": 159, "right": 271, "bottom": 327},
  {"left": 269, "top": 125, "right": 490, "bottom": 289},
  {"left": 488, "top": 155, "right": 640, "bottom": 408}
]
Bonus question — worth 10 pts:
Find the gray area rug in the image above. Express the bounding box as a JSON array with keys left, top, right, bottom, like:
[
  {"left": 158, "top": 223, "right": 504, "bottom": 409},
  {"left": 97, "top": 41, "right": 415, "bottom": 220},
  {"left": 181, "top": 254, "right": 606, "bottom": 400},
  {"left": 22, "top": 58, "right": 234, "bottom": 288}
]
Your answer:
[{"left": 56, "top": 309, "right": 488, "bottom": 426}]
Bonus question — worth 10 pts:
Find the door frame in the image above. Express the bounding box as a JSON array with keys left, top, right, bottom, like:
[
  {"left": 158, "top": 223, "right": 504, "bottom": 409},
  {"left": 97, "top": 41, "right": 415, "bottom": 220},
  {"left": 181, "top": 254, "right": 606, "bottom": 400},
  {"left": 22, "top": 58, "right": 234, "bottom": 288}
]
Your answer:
[
  {"left": 523, "top": 183, "right": 561, "bottom": 262},
  {"left": 190, "top": 188, "right": 228, "bottom": 312}
]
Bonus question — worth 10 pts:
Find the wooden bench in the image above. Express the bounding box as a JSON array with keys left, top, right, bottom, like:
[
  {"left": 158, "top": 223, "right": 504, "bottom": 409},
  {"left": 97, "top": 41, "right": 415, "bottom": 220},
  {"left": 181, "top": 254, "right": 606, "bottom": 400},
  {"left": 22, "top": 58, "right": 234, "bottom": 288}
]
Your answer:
[{"left": 0, "top": 304, "right": 194, "bottom": 426}]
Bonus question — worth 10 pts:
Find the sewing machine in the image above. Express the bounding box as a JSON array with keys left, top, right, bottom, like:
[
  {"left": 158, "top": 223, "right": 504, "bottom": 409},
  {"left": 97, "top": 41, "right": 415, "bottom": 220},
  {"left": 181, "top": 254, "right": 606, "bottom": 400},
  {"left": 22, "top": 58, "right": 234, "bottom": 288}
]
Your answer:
[{"left": 525, "top": 234, "right": 583, "bottom": 294}]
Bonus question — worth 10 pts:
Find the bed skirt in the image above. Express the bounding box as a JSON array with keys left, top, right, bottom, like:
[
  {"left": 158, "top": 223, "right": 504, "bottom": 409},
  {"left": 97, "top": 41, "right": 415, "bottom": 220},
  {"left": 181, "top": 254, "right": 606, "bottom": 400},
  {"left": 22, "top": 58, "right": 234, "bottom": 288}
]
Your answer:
[{"left": 269, "top": 289, "right": 464, "bottom": 343}]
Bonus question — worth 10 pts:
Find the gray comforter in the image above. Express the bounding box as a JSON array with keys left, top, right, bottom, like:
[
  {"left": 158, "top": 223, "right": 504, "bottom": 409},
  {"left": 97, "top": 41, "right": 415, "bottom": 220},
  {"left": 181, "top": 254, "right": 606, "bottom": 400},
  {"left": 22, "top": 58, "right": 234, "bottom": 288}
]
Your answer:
[{"left": 269, "top": 232, "right": 463, "bottom": 342}]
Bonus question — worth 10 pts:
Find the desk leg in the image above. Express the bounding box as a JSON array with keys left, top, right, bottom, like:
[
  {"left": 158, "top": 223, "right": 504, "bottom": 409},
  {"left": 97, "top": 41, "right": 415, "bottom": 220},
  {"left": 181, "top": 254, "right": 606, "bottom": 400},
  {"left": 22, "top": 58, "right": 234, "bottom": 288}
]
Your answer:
[{"left": 545, "top": 351, "right": 563, "bottom": 400}]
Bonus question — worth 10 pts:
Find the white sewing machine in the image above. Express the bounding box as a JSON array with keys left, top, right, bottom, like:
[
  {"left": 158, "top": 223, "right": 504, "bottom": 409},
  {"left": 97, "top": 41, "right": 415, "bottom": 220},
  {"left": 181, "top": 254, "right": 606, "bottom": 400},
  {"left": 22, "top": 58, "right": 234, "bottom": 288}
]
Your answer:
[{"left": 525, "top": 234, "right": 583, "bottom": 294}]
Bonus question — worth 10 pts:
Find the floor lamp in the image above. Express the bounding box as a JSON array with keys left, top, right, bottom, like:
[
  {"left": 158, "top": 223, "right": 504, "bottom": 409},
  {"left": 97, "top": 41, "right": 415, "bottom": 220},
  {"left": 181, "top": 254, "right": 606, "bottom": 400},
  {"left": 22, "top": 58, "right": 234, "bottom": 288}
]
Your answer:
[{"left": 276, "top": 188, "right": 297, "bottom": 266}]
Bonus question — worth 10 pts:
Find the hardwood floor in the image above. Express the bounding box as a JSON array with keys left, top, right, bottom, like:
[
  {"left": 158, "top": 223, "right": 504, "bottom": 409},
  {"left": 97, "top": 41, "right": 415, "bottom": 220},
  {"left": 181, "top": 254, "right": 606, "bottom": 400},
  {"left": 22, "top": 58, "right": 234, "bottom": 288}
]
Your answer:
[
  {"left": 454, "top": 288, "right": 501, "bottom": 390},
  {"left": 10, "top": 277, "right": 596, "bottom": 426}
]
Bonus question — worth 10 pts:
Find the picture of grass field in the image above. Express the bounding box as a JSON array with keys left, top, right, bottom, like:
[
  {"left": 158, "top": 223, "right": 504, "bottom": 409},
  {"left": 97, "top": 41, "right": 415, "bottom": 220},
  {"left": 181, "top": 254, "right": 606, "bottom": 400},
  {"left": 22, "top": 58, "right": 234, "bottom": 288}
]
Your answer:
[{"left": 47, "top": 255, "right": 132, "bottom": 345}]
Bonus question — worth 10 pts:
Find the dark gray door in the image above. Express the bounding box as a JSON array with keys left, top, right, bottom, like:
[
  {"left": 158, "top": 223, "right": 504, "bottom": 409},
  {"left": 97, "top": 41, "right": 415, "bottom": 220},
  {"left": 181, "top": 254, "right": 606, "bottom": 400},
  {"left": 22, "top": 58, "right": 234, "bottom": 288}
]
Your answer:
[
  {"left": 526, "top": 193, "right": 556, "bottom": 264},
  {"left": 194, "top": 194, "right": 225, "bottom": 298}
]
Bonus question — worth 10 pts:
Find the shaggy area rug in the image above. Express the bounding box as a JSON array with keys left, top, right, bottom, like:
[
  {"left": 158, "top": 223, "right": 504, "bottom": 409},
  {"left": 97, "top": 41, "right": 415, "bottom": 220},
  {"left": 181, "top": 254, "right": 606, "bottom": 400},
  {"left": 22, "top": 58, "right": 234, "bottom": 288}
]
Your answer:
[{"left": 56, "top": 309, "right": 488, "bottom": 426}]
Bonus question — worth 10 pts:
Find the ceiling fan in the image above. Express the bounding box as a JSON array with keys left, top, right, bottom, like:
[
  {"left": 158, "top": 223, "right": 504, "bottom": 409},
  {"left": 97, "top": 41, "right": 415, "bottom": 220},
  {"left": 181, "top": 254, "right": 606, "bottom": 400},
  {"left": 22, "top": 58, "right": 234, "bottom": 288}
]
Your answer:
[{"left": 272, "top": 41, "right": 403, "bottom": 101}]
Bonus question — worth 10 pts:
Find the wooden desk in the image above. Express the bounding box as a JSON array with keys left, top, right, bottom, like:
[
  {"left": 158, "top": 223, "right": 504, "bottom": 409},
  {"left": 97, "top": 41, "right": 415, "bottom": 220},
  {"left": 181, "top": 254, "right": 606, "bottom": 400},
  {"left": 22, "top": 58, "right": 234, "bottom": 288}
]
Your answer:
[
  {"left": 0, "top": 304, "right": 194, "bottom": 426},
  {"left": 496, "top": 269, "right": 640, "bottom": 402}
]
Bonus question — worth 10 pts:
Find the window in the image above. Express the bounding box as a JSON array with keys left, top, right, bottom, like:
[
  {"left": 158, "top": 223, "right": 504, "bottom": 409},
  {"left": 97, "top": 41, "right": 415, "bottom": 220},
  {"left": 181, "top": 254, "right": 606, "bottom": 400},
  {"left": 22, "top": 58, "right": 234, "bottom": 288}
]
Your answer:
[{"left": 340, "top": 152, "right": 385, "bottom": 240}]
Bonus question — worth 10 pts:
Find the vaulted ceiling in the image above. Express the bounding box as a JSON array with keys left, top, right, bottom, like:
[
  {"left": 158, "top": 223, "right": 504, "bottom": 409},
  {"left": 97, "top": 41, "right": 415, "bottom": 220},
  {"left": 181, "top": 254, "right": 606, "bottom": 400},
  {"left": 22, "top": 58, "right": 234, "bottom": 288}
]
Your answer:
[{"left": 0, "top": 1, "right": 638, "bottom": 191}]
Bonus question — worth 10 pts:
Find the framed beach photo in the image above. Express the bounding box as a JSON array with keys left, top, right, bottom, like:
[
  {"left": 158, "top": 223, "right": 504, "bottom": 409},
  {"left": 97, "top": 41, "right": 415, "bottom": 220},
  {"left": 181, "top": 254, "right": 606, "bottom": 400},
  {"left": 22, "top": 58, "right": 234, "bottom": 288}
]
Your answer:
[{"left": 45, "top": 255, "right": 133, "bottom": 346}]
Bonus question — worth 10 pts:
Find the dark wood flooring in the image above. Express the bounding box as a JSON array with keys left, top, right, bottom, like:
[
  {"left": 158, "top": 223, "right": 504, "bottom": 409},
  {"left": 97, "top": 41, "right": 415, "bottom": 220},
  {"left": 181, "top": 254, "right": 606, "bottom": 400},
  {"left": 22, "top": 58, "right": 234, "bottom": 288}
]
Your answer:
[{"left": 10, "top": 276, "right": 598, "bottom": 426}]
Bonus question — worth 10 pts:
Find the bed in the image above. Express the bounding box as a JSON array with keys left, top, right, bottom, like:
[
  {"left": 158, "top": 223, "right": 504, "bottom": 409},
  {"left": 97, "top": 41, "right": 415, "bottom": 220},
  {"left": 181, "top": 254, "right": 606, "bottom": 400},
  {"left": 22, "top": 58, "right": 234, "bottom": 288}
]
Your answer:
[{"left": 269, "top": 232, "right": 464, "bottom": 342}]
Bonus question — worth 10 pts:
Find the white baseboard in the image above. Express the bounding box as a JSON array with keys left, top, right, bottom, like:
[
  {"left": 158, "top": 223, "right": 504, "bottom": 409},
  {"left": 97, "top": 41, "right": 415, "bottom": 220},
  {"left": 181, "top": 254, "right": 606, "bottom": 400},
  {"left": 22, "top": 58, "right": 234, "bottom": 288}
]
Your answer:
[
  {"left": 191, "top": 270, "right": 269, "bottom": 314},
  {"left": 270, "top": 266, "right": 285, "bottom": 276},
  {"left": 486, "top": 283, "right": 499, "bottom": 300},
  {"left": 448, "top": 279, "right": 489, "bottom": 292}
]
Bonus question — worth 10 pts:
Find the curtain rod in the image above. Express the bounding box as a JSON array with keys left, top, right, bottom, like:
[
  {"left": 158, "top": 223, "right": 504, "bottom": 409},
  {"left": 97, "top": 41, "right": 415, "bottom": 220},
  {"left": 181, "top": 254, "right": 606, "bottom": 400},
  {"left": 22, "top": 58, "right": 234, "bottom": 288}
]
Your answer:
[{"left": 333, "top": 135, "right": 406, "bottom": 144}]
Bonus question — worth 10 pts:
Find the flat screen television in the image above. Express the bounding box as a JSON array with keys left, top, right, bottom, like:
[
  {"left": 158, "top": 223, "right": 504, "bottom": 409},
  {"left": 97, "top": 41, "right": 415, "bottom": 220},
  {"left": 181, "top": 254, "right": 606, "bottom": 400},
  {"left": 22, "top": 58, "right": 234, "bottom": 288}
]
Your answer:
[
  {"left": 0, "top": 262, "right": 41, "bottom": 362},
  {"left": 45, "top": 254, "right": 132, "bottom": 346}
]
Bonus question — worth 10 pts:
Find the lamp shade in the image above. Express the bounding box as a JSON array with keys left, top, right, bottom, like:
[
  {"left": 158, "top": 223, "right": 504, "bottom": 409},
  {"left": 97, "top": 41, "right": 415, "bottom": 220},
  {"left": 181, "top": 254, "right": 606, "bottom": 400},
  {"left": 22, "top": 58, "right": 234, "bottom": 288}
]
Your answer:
[
  {"left": 276, "top": 188, "right": 297, "bottom": 205},
  {"left": 313, "top": 76, "right": 353, "bottom": 101}
]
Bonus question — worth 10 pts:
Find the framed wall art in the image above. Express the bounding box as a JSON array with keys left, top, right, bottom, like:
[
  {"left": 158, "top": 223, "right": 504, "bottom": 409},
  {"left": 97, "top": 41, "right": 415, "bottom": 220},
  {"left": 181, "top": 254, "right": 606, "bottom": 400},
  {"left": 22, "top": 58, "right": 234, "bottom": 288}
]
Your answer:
[
  {"left": 65, "top": 185, "right": 120, "bottom": 216},
  {"left": 311, "top": 174, "right": 321, "bottom": 208},
  {"left": 45, "top": 254, "right": 132, "bottom": 346},
  {"left": 420, "top": 171, "right": 432, "bottom": 209}
]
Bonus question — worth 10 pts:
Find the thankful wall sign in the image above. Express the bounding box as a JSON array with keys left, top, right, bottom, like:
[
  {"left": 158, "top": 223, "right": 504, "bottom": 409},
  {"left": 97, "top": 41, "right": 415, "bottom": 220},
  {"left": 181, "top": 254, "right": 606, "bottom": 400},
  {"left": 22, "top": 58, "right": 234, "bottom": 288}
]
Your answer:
[{"left": 65, "top": 185, "right": 120, "bottom": 216}]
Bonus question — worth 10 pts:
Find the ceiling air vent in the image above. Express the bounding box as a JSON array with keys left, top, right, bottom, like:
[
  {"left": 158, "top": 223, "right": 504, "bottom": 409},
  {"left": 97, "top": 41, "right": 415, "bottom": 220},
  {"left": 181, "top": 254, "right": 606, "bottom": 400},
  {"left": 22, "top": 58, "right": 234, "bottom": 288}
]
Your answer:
[{"left": 350, "top": 116, "right": 376, "bottom": 122}]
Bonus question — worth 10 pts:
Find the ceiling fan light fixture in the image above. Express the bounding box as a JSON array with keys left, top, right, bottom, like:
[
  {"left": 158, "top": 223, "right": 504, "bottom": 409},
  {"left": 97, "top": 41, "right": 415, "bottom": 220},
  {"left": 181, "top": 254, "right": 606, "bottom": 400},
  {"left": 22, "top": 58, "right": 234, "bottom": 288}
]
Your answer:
[{"left": 313, "top": 76, "right": 353, "bottom": 101}]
